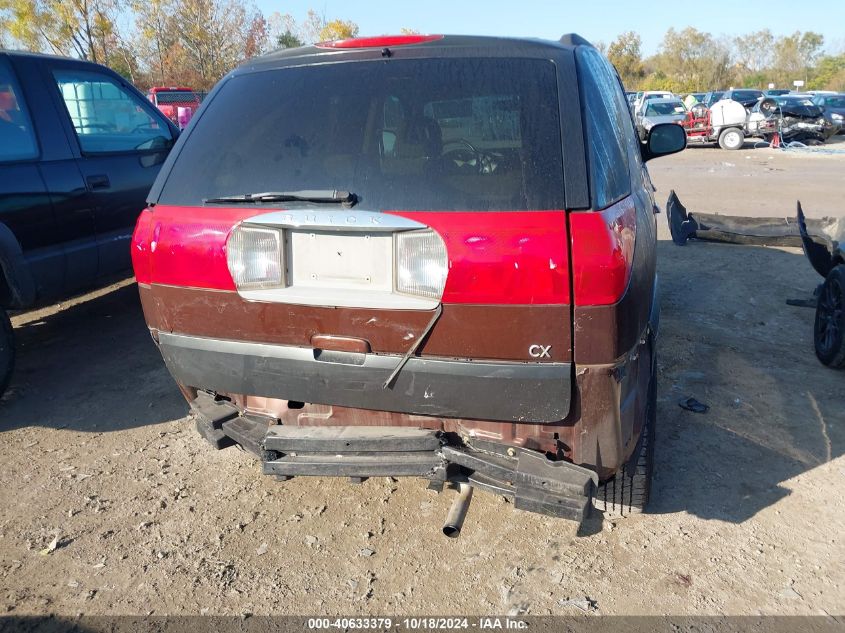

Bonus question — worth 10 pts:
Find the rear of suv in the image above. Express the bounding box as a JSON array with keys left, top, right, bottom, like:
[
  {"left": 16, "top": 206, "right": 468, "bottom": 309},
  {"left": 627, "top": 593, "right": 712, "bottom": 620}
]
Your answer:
[{"left": 133, "top": 34, "right": 685, "bottom": 527}]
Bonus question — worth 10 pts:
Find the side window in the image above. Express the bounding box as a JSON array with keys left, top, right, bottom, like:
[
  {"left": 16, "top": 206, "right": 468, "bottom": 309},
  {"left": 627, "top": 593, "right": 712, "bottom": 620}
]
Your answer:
[
  {"left": 0, "top": 59, "right": 39, "bottom": 161},
  {"left": 576, "top": 47, "right": 632, "bottom": 209},
  {"left": 53, "top": 70, "right": 172, "bottom": 153}
]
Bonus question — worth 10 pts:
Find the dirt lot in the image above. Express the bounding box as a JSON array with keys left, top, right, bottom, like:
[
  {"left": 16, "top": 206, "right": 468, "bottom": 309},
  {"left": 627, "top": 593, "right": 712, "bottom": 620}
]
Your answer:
[{"left": 0, "top": 141, "right": 843, "bottom": 617}]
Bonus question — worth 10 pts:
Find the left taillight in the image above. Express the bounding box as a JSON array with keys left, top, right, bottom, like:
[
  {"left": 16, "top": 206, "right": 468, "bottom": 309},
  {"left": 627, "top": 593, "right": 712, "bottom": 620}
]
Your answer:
[
  {"left": 131, "top": 208, "right": 154, "bottom": 285},
  {"left": 226, "top": 225, "right": 284, "bottom": 289}
]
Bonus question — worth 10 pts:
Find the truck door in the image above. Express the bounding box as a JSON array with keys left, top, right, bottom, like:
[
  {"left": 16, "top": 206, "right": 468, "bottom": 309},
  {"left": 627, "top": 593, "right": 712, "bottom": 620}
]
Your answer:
[{"left": 44, "top": 59, "right": 176, "bottom": 278}]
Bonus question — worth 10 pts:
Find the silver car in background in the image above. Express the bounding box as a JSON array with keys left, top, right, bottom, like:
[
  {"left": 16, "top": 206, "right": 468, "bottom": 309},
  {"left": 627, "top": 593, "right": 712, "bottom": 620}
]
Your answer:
[{"left": 636, "top": 97, "right": 687, "bottom": 141}]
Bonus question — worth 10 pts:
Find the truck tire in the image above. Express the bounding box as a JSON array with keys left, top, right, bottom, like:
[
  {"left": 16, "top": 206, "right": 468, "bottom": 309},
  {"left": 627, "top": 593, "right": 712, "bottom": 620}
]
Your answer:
[
  {"left": 594, "top": 341, "right": 656, "bottom": 517},
  {"left": 814, "top": 264, "right": 845, "bottom": 368},
  {"left": 718, "top": 127, "right": 744, "bottom": 150},
  {"left": 0, "top": 309, "right": 14, "bottom": 399}
]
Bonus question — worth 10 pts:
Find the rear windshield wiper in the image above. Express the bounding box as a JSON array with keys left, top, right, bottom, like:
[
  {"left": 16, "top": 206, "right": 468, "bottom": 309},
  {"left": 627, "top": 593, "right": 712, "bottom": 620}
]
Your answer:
[{"left": 204, "top": 190, "right": 356, "bottom": 206}]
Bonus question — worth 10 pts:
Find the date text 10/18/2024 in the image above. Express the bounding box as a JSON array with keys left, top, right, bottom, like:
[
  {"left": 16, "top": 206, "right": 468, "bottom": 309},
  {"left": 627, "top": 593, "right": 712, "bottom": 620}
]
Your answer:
[{"left": 307, "top": 618, "right": 529, "bottom": 630}]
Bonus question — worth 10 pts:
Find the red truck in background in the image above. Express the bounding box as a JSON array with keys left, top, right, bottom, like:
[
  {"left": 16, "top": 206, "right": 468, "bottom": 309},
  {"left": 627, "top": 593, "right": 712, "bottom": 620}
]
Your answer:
[{"left": 147, "top": 86, "right": 201, "bottom": 128}]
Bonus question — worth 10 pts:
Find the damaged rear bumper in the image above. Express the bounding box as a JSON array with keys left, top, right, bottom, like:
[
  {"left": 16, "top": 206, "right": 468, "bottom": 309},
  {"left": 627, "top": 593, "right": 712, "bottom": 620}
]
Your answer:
[
  {"left": 191, "top": 392, "right": 597, "bottom": 523},
  {"left": 157, "top": 331, "right": 572, "bottom": 423}
]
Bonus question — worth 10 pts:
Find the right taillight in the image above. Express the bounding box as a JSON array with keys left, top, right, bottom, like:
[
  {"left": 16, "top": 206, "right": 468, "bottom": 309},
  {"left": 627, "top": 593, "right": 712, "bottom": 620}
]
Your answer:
[
  {"left": 394, "top": 229, "right": 448, "bottom": 300},
  {"left": 569, "top": 197, "right": 637, "bottom": 306}
]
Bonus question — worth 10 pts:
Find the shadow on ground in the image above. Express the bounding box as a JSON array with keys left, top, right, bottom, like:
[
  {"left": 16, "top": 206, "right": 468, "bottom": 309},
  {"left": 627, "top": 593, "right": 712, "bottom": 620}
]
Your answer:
[
  {"left": 648, "top": 238, "right": 842, "bottom": 524},
  {"left": 0, "top": 282, "right": 186, "bottom": 432}
]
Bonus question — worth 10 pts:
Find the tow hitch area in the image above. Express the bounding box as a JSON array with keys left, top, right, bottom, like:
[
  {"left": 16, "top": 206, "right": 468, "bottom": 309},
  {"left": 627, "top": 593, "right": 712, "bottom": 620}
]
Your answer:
[{"left": 191, "top": 393, "right": 598, "bottom": 533}]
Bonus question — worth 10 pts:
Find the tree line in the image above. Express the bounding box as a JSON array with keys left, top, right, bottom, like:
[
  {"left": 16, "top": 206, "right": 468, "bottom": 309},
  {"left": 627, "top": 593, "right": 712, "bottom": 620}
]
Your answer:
[
  {"left": 2, "top": 4, "right": 844, "bottom": 94},
  {"left": 600, "top": 28, "right": 845, "bottom": 93},
  {"left": 0, "top": 0, "right": 363, "bottom": 90}
]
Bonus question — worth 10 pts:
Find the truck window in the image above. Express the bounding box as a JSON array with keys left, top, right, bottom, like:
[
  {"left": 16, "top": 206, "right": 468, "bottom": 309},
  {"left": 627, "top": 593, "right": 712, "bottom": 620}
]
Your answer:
[
  {"left": 53, "top": 70, "right": 172, "bottom": 153},
  {"left": 0, "top": 58, "right": 38, "bottom": 161}
]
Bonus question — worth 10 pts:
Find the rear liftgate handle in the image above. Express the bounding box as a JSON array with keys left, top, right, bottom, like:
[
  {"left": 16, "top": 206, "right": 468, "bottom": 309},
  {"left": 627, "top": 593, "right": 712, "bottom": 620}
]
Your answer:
[{"left": 381, "top": 303, "right": 443, "bottom": 390}]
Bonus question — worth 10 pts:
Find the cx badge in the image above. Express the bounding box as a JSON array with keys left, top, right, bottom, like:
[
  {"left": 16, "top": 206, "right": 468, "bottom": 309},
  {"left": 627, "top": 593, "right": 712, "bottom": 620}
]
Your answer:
[{"left": 528, "top": 344, "right": 551, "bottom": 359}]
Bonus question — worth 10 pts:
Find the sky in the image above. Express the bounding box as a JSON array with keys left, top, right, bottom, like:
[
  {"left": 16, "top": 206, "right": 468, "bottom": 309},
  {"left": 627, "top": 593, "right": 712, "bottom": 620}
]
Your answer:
[{"left": 255, "top": 0, "right": 845, "bottom": 56}]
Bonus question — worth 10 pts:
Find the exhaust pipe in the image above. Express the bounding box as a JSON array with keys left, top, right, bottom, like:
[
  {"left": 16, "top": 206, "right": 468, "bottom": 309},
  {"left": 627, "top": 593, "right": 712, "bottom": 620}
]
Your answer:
[{"left": 442, "top": 483, "right": 473, "bottom": 538}]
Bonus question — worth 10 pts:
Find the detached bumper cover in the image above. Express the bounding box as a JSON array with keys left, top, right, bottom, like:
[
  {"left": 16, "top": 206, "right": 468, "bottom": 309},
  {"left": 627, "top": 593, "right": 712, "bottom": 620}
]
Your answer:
[{"left": 158, "top": 332, "right": 572, "bottom": 423}]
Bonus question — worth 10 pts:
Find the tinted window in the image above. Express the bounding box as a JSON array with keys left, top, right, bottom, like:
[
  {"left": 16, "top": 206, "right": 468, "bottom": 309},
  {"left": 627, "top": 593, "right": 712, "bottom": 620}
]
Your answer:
[
  {"left": 731, "top": 90, "right": 762, "bottom": 102},
  {"left": 823, "top": 96, "right": 845, "bottom": 108},
  {"left": 0, "top": 58, "right": 38, "bottom": 161},
  {"left": 576, "top": 47, "right": 631, "bottom": 209},
  {"left": 54, "top": 70, "right": 172, "bottom": 153},
  {"left": 158, "top": 58, "right": 564, "bottom": 211}
]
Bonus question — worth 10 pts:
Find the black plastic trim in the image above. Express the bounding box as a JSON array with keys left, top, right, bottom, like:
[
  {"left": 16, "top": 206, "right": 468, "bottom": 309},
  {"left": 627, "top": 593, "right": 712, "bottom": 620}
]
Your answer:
[{"left": 159, "top": 332, "right": 572, "bottom": 423}]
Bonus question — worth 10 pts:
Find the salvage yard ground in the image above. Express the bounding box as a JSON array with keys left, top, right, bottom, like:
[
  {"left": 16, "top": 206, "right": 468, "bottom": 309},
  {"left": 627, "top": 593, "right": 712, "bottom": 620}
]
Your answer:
[{"left": 0, "top": 140, "right": 843, "bottom": 616}]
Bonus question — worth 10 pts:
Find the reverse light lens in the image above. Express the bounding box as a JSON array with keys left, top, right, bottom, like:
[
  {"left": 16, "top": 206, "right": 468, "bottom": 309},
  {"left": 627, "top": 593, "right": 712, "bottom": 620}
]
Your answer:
[
  {"left": 395, "top": 230, "right": 448, "bottom": 300},
  {"left": 226, "top": 225, "right": 284, "bottom": 289}
]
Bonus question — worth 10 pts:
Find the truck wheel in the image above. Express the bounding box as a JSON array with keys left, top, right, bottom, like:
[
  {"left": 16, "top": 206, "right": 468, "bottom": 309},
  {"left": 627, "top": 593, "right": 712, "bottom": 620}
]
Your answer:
[
  {"left": 0, "top": 310, "right": 14, "bottom": 398},
  {"left": 718, "top": 127, "right": 744, "bottom": 150},
  {"left": 594, "top": 340, "right": 656, "bottom": 517},
  {"left": 814, "top": 264, "right": 845, "bottom": 368}
]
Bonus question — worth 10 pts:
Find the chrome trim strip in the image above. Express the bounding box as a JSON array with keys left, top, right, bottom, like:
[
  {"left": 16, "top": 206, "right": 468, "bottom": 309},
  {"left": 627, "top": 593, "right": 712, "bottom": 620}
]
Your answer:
[{"left": 242, "top": 209, "right": 426, "bottom": 232}]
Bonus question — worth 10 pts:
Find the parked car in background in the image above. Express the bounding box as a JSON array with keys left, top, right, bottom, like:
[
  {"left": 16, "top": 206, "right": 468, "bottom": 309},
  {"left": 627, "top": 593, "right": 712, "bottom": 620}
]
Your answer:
[
  {"left": 0, "top": 50, "right": 178, "bottom": 396},
  {"left": 147, "top": 86, "right": 201, "bottom": 127},
  {"left": 634, "top": 90, "right": 674, "bottom": 114},
  {"left": 703, "top": 90, "right": 724, "bottom": 107},
  {"left": 132, "top": 34, "right": 686, "bottom": 528},
  {"left": 812, "top": 93, "right": 845, "bottom": 133},
  {"left": 636, "top": 97, "right": 688, "bottom": 141},
  {"left": 722, "top": 88, "right": 764, "bottom": 110},
  {"left": 764, "top": 89, "right": 791, "bottom": 96}
]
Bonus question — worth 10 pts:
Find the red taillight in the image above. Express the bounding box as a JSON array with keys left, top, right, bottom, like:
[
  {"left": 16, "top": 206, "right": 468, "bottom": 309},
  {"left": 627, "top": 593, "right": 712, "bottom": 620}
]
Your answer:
[
  {"left": 569, "top": 197, "right": 637, "bottom": 306},
  {"left": 388, "top": 211, "right": 569, "bottom": 305},
  {"left": 135, "top": 206, "right": 256, "bottom": 290},
  {"left": 317, "top": 35, "right": 443, "bottom": 49},
  {"left": 131, "top": 208, "right": 154, "bottom": 285}
]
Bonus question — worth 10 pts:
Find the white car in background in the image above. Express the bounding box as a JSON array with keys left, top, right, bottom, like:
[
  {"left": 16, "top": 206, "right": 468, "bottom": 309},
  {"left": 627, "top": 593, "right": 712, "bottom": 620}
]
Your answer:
[{"left": 634, "top": 90, "right": 674, "bottom": 114}]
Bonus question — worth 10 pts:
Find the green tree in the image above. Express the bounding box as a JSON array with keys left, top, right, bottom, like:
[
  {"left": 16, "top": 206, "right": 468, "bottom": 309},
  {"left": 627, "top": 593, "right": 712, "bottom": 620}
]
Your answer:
[
  {"left": 650, "top": 27, "right": 734, "bottom": 92},
  {"left": 276, "top": 29, "right": 303, "bottom": 49},
  {"left": 772, "top": 31, "right": 824, "bottom": 86},
  {"left": 607, "top": 31, "right": 644, "bottom": 89}
]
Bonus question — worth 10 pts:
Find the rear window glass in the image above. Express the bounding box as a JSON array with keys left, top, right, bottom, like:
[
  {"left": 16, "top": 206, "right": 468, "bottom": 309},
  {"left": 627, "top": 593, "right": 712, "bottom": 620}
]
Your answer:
[
  {"left": 645, "top": 101, "right": 686, "bottom": 116},
  {"left": 158, "top": 58, "right": 564, "bottom": 211},
  {"left": 731, "top": 90, "right": 762, "bottom": 101},
  {"left": 154, "top": 91, "right": 198, "bottom": 104}
]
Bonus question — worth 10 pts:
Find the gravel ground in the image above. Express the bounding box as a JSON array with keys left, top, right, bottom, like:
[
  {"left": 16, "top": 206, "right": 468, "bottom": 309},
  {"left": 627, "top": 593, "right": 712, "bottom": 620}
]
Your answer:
[{"left": 0, "top": 141, "right": 843, "bottom": 616}]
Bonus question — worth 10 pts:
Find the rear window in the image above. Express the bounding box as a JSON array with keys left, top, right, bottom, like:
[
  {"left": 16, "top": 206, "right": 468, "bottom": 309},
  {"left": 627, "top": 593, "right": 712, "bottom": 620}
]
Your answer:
[
  {"left": 154, "top": 91, "right": 198, "bottom": 104},
  {"left": 158, "top": 58, "right": 564, "bottom": 211},
  {"left": 645, "top": 101, "right": 686, "bottom": 116},
  {"left": 731, "top": 90, "right": 762, "bottom": 101}
]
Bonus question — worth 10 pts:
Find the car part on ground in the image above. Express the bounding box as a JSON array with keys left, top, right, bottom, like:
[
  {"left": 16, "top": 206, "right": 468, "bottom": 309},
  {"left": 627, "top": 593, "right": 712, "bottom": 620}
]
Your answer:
[
  {"left": 135, "top": 34, "right": 686, "bottom": 532},
  {"left": 667, "top": 191, "right": 845, "bottom": 369},
  {"left": 665, "top": 190, "right": 835, "bottom": 247}
]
